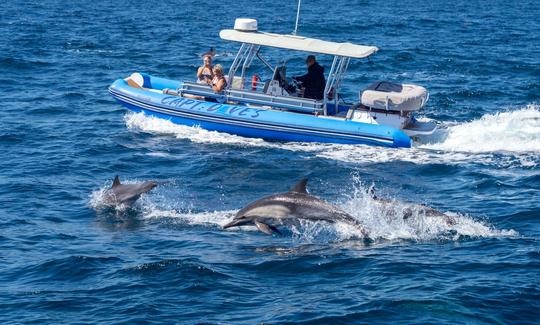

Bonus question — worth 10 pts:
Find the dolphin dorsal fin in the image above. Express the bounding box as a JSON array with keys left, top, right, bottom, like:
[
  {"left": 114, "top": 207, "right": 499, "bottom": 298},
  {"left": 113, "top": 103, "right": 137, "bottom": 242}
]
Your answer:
[
  {"left": 290, "top": 178, "right": 308, "bottom": 194},
  {"left": 112, "top": 175, "right": 121, "bottom": 188}
]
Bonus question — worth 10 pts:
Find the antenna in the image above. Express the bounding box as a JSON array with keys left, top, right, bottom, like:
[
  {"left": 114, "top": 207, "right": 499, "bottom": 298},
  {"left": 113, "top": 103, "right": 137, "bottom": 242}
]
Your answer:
[{"left": 293, "top": 0, "right": 302, "bottom": 35}]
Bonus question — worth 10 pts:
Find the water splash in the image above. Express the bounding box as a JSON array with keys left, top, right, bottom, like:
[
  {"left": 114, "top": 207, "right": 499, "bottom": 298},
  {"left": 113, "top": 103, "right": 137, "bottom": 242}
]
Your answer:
[
  {"left": 336, "top": 179, "right": 517, "bottom": 242},
  {"left": 88, "top": 179, "right": 158, "bottom": 212},
  {"left": 124, "top": 112, "right": 267, "bottom": 147},
  {"left": 123, "top": 105, "right": 539, "bottom": 168},
  {"left": 127, "top": 179, "right": 517, "bottom": 244},
  {"left": 143, "top": 208, "right": 237, "bottom": 228},
  {"left": 421, "top": 104, "right": 540, "bottom": 153},
  {"left": 88, "top": 185, "right": 115, "bottom": 210}
]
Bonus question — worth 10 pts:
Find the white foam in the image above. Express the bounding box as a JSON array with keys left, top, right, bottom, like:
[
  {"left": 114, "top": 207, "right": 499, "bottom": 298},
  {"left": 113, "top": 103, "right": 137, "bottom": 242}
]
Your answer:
[
  {"left": 88, "top": 176, "right": 516, "bottom": 242},
  {"left": 338, "top": 187, "right": 517, "bottom": 242},
  {"left": 88, "top": 186, "right": 111, "bottom": 210},
  {"left": 421, "top": 104, "right": 540, "bottom": 153},
  {"left": 143, "top": 208, "right": 237, "bottom": 228},
  {"left": 133, "top": 179, "right": 516, "bottom": 243},
  {"left": 124, "top": 112, "right": 267, "bottom": 147},
  {"left": 124, "top": 105, "right": 539, "bottom": 168}
]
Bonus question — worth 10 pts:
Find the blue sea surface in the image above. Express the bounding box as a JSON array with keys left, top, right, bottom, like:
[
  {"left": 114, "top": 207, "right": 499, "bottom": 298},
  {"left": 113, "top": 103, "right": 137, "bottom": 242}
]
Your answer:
[{"left": 1, "top": 0, "right": 539, "bottom": 323}]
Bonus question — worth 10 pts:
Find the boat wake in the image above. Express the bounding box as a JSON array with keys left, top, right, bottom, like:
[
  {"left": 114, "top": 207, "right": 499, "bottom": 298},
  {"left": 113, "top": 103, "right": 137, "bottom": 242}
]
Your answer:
[
  {"left": 124, "top": 104, "right": 540, "bottom": 168},
  {"left": 124, "top": 111, "right": 268, "bottom": 147},
  {"left": 420, "top": 104, "right": 540, "bottom": 153}
]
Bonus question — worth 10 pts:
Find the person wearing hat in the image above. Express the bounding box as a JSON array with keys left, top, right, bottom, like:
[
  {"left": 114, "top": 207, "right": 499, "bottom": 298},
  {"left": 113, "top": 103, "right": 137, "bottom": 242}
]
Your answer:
[{"left": 293, "top": 55, "right": 326, "bottom": 100}]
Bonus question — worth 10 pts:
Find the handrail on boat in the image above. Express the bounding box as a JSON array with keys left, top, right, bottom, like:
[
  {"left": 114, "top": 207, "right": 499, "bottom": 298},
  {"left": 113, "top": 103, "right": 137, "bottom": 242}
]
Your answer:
[{"left": 177, "top": 81, "right": 324, "bottom": 114}]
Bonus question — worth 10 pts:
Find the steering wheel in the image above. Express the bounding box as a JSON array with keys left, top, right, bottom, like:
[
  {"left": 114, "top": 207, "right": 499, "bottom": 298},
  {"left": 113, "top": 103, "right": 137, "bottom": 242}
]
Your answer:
[
  {"left": 290, "top": 77, "right": 302, "bottom": 88},
  {"left": 286, "top": 78, "right": 303, "bottom": 95}
]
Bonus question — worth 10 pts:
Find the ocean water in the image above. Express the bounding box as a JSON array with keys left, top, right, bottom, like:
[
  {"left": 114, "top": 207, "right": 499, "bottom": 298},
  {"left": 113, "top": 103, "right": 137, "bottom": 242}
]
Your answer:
[{"left": 1, "top": 0, "right": 539, "bottom": 323}]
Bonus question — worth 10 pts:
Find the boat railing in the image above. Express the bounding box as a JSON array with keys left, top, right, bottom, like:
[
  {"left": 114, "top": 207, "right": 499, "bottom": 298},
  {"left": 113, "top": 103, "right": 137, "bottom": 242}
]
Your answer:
[
  {"left": 178, "top": 81, "right": 323, "bottom": 114},
  {"left": 176, "top": 82, "right": 224, "bottom": 99}
]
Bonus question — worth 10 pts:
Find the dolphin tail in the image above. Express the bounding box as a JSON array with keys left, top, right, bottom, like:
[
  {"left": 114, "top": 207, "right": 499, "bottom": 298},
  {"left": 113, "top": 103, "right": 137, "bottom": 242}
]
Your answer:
[{"left": 254, "top": 220, "right": 282, "bottom": 236}]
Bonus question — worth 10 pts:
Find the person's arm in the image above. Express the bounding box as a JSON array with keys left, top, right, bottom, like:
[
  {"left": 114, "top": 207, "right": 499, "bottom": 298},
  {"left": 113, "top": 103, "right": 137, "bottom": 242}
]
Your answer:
[
  {"left": 294, "top": 72, "right": 310, "bottom": 83},
  {"left": 295, "top": 66, "right": 316, "bottom": 83},
  {"left": 197, "top": 67, "right": 204, "bottom": 80},
  {"left": 212, "top": 78, "right": 227, "bottom": 92}
]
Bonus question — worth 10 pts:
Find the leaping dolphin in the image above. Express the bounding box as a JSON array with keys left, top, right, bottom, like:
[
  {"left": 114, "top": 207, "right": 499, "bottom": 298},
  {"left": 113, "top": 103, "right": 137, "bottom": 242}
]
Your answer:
[
  {"left": 223, "top": 178, "right": 368, "bottom": 236},
  {"left": 103, "top": 176, "right": 157, "bottom": 207}
]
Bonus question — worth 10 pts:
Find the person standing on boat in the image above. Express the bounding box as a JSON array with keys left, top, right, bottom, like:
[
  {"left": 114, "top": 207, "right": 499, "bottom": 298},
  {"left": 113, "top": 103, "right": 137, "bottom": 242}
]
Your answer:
[
  {"left": 293, "top": 55, "right": 326, "bottom": 100},
  {"left": 197, "top": 54, "right": 214, "bottom": 84}
]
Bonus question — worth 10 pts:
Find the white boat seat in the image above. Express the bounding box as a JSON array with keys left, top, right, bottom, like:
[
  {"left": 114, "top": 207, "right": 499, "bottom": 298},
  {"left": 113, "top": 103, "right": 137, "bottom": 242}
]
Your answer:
[{"left": 361, "top": 81, "right": 428, "bottom": 112}]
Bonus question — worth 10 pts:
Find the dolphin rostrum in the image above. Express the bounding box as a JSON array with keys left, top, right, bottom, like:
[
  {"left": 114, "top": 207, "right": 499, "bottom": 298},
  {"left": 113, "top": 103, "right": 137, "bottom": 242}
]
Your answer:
[
  {"left": 223, "top": 178, "right": 368, "bottom": 236},
  {"left": 103, "top": 176, "right": 157, "bottom": 207}
]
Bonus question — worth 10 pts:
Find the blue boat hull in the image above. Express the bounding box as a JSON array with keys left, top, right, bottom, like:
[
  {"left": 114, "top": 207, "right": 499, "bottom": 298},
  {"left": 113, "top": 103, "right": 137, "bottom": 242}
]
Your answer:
[{"left": 109, "top": 74, "right": 412, "bottom": 148}]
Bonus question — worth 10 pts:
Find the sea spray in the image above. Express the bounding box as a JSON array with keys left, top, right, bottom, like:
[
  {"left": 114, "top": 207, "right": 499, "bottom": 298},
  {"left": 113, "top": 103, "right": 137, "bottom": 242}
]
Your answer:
[
  {"left": 421, "top": 104, "right": 540, "bottom": 153},
  {"left": 124, "top": 105, "right": 539, "bottom": 168}
]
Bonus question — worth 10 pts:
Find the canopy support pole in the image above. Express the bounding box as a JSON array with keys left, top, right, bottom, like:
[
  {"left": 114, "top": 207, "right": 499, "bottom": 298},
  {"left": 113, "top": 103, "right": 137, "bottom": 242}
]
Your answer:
[
  {"left": 293, "top": 0, "right": 302, "bottom": 35},
  {"left": 323, "top": 56, "right": 338, "bottom": 115},
  {"left": 227, "top": 43, "right": 251, "bottom": 90},
  {"left": 255, "top": 48, "right": 274, "bottom": 73},
  {"left": 240, "top": 44, "right": 256, "bottom": 86},
  {"left": 333, "top": 57, "right": 350, "bottom": 112}
]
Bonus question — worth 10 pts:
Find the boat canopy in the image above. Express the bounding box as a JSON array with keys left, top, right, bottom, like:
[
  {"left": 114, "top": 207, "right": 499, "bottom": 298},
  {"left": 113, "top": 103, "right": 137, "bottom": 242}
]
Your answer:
[{"left": 219, "top": 29, "right": 378, "bottom": 59}]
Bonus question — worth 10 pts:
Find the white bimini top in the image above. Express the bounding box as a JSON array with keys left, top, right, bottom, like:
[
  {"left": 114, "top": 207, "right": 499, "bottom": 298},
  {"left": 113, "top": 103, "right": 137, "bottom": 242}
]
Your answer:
[{"left": 219, "top": 29, "right": 378, "bottom": 59}]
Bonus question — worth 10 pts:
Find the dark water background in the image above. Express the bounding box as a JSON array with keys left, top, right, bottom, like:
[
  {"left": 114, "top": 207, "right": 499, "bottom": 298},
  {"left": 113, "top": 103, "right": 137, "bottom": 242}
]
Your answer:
[{"left": 1, "top": 0, "right": 539, "bottom": 323}]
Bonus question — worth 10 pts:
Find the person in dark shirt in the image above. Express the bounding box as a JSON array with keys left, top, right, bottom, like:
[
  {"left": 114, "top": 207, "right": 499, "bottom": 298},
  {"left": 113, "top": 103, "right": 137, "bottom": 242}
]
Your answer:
[{"left": 293, "top": 55, "right": 326, "bottom": 100}]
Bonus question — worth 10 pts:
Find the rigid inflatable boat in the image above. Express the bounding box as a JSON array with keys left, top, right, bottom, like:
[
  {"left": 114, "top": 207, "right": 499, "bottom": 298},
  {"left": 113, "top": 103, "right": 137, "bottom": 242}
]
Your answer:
[{"left": 109, "top": 18, "right": 436, "bottom": 148}]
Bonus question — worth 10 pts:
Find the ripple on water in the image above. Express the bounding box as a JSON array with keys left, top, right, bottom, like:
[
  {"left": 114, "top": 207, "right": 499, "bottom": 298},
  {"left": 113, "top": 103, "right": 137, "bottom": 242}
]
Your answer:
[{"left": 1, "top": 0, "right": 539, "bottom": 323}]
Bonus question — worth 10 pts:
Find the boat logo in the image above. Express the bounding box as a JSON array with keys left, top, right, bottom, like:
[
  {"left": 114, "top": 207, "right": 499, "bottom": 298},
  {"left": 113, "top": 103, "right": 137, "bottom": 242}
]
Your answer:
[{"left": 161, "top": 96, "right": 265, "bottom": 119}]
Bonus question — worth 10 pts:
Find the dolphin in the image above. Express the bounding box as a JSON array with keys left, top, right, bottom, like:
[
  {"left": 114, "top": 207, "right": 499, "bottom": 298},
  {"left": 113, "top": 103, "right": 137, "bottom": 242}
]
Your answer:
[
  {"left": 223, "top": 178, "right": 368, "bottom": 236},
  {"left": 103, "top": 176, "right": 157, "bottom": 207},
  {"left": 368, "top": 187, "right": 456, "bottom": 225}
]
